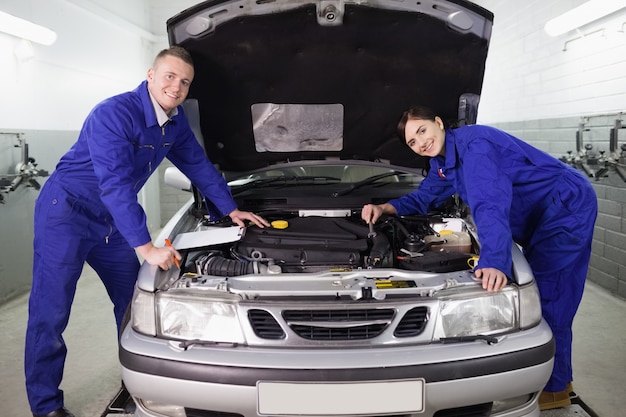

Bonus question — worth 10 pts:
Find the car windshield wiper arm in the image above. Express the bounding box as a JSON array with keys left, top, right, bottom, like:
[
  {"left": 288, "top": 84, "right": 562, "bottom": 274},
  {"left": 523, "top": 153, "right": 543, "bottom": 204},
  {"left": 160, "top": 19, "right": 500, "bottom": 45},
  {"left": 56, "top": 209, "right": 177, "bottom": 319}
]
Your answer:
[
  {"left": 332, "top": 171, "right": 401, "bottom": 197},
  {"left": 232, "top": 176, "right": 341, "bottom": 195},
  {"left": 439, "top": 335, "right": 499, "bottom": 345},
  {"left": 231, "top": 176, "right": 290, "bottom": 194}
]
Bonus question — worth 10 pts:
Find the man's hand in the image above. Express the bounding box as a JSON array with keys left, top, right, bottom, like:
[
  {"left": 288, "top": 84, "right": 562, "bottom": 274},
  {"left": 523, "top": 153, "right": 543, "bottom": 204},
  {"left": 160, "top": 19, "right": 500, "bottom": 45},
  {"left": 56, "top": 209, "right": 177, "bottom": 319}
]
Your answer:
[
  {"left": 135, "top": 242, "right": 181, "bottom": 271},
  {"left": 474, "top": 267, "right": 507, "bottom": 292},
  {"left": 229, "top": 209, "right": 270, "bottom": 228}
]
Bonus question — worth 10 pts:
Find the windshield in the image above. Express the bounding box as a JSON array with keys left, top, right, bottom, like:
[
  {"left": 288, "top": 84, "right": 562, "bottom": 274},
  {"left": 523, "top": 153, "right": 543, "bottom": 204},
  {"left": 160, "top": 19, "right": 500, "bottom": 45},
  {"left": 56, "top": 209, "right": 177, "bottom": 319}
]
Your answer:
[{"left": 228, "top": 164, "right": 423, "bottom": 187}]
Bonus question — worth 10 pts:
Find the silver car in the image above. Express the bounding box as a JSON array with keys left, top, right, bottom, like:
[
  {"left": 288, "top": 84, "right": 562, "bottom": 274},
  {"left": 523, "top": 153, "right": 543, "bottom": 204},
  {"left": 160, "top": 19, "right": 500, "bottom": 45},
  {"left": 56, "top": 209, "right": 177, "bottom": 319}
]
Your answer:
[{"left": 119, "top": 1, "right": 554, "bottom": 416}]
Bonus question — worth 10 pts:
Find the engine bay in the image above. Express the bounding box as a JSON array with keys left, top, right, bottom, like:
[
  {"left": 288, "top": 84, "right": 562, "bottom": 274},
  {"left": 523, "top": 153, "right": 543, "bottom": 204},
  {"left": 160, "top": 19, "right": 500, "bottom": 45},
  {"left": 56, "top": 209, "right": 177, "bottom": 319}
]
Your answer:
[{"left": 179, "top": 214, "right": 479, "bottom": 279}]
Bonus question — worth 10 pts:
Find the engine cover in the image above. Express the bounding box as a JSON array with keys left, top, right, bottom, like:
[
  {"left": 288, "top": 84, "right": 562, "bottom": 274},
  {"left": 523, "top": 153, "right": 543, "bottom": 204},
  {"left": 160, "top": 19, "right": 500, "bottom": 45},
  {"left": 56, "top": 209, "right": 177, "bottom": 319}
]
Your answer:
[{"left": 235, "top": 217, "right": 369, "bottom": 271}]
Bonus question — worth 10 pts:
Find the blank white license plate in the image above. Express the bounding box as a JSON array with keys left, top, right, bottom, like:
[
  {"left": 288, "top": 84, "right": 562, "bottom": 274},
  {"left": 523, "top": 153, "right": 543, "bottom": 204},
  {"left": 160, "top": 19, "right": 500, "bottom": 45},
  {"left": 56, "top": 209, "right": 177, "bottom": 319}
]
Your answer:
[{"left": 257, "top": 379, "right": 424, "bottom": 415}]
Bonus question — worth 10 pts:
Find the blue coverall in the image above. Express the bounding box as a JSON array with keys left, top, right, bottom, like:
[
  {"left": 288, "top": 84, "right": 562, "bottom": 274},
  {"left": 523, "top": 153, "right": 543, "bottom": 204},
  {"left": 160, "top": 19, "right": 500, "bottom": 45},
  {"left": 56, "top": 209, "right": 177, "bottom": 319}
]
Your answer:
[
  {"left": 389, "top": 125, "right": 597, "bottom": 392},
  {"left": 25, "top": 81, "right": 238, "bottom": 415}
]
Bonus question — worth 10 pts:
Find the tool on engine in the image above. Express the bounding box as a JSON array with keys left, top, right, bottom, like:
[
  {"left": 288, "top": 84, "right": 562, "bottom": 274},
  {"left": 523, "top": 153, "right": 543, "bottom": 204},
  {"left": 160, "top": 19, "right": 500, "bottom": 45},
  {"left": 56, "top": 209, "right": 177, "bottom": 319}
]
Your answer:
[
  {"left": 165, "top": 238, "right": 180, "bottom": 268},
  {"left": 368, "top": 221, "right": 377, "bottom": 238}
]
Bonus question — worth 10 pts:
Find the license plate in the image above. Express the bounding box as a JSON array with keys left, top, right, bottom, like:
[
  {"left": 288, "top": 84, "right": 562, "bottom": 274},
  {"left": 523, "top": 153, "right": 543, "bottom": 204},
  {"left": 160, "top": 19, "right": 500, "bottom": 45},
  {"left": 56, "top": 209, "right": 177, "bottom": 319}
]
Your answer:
[{"left": 257, "top": 379, "right": 424, "bottom": 415}]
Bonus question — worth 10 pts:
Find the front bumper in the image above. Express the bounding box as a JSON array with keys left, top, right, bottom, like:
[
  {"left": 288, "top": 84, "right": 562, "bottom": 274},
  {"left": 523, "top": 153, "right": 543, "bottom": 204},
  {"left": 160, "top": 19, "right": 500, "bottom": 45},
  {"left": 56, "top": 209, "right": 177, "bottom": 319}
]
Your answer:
[{"left": 120, "top": 320, "right": 554, "bottom": 417}]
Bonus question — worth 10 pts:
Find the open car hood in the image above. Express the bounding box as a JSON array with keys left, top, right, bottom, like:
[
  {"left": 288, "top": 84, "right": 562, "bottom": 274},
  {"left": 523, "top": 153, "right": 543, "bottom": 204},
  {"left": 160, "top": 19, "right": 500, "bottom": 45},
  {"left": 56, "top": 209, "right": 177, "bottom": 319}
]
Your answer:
[{"left": 167, "top": 0, "right": 493, "bottom": 172}]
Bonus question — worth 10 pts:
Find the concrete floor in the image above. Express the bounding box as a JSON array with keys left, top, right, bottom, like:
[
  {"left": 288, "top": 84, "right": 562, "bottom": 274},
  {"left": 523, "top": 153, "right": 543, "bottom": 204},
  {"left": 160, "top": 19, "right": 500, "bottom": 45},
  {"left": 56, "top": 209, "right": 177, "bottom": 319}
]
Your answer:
[{"left": 1, "top": 266, "right": 625, "bottom": 417}]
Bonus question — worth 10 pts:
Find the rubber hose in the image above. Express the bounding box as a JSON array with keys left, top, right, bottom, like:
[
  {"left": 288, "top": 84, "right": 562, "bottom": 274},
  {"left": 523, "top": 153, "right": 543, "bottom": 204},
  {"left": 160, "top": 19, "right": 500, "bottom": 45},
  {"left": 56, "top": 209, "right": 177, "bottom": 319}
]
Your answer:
[{"left": 200, "top": 253, "right": 256, "bottom": 276}]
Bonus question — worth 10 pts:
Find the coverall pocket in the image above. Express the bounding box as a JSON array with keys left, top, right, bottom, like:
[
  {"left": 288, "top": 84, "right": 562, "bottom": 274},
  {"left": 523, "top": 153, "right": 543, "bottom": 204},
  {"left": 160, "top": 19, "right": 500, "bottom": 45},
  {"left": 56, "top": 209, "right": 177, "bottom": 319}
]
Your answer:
[
  {"left": 44, "top": 194, "right": 78, "bottom": 226},
  {"left": 554, "top": 172, "right": 597, "bottom": 220}
]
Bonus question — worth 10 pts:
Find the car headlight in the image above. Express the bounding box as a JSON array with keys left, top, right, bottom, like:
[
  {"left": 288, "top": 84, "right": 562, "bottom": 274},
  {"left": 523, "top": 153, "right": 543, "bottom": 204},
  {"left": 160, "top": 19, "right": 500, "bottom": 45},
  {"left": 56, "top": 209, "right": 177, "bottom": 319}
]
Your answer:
[
  {"left": 156, "top": 290, "right": 245, "bottom": 343},
  {"left": 518, "top": 282, "right": 542, "bottom": 329},
  {"left": 131, "top": 288, "right": 156, "bottom": 336},
  {"left": 433, "top": 288, "right": 518, "bottom": 339}
]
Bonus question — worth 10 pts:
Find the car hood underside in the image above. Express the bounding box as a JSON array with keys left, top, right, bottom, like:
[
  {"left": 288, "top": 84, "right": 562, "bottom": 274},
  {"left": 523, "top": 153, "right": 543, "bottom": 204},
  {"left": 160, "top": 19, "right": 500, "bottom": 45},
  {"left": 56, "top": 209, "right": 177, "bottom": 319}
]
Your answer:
[{"left": 167, "top": 0, "right": 493, "bottom": 171}]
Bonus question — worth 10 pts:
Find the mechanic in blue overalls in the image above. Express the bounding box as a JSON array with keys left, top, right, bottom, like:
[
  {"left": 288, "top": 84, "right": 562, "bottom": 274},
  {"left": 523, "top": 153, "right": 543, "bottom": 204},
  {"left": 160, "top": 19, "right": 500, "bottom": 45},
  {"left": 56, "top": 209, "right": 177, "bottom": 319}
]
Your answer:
[
  {"left": 25, "top": 46, "right": 269, "bottom": 417},
  {"left": 362, "top": 105, "right": 597, "bottom": 411}
]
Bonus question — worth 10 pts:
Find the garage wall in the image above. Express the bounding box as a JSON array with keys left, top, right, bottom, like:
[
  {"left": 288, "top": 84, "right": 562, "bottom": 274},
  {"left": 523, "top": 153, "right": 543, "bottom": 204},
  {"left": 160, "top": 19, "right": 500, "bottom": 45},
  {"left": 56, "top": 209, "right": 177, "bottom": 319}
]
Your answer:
[
  {"left": 3, "top": 0, "right": 624, "bottom": 302},
  {"left": 475, "top": 0, "right": 626, "bottom": 122},
  {"left": 0, "top": 0, "right": 167, "bottom": 304},
  {"left": 473, "top": 0, "right": 626, "bottom": 298}
]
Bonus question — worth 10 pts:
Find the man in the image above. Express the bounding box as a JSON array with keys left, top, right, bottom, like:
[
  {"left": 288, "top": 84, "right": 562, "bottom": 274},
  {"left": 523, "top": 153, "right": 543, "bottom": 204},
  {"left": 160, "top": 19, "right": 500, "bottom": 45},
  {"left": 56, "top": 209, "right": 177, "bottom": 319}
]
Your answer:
[{"left": 25, "top": 46, "right": 268, "bottom": 417}]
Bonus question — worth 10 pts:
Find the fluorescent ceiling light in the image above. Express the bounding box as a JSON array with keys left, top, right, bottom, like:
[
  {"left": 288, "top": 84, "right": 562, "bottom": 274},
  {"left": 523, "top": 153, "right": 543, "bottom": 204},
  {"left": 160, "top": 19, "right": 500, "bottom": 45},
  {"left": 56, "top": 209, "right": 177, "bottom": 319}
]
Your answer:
[
  {"left": 544, "top": 0, "right": 626, "bottom": 37},
  {"left": 0, "top": 10, "right": 57, "bottom": 45}
]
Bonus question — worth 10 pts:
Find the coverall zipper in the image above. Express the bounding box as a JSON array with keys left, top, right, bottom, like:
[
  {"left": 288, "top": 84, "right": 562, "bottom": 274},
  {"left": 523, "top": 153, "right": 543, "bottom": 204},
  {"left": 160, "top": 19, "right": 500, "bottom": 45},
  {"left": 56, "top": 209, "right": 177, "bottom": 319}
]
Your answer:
[
  {"left": 104, "top": 216, "right": 113, "bottom": 244},
  {"left": 133, "top": 160, "right": 153, "bottom": 191}
]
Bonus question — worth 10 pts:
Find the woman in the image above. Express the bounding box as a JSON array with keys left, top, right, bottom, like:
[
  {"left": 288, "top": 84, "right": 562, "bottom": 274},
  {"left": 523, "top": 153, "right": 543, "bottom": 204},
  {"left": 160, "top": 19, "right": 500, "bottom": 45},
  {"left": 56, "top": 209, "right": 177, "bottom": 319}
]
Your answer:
[{"left": 361, "top": 105, "right": 597, "bottom": 410}]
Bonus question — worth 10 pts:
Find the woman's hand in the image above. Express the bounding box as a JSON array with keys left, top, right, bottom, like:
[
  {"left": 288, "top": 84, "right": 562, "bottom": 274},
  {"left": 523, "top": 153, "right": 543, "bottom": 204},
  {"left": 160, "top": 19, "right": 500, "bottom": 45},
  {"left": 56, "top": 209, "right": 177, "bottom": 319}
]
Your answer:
[
  {"left": 474, "top": 267, "right": 508, "bottom": 292},
  {"left": 361, "top": 203, "right": 396, "bottom": 224}
]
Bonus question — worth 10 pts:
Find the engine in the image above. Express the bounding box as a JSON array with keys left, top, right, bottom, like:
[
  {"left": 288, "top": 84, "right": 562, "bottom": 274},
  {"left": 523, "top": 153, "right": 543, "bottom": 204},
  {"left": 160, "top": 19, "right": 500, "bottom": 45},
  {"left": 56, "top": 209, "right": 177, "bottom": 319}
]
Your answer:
[{"left": 188, "top": 214, "right": 478, "bottom": 277}]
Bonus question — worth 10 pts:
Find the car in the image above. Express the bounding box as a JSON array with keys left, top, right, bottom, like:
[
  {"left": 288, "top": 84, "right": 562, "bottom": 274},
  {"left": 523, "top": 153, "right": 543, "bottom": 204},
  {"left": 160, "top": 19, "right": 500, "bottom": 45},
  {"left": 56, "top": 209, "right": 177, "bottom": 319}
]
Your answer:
[{"left": 119, "top": 1, "right": 555, "bottom": 416}]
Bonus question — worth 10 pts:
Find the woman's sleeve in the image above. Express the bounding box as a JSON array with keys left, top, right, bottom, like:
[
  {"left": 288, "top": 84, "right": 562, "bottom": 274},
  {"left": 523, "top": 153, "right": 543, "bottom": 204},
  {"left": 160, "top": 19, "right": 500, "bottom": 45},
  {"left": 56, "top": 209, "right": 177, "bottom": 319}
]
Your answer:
[
  {"left": 388, "top": 168, "right": 456, "bottom": 215},
  {"left": 460, "top": 139, "right": 513, "bottom": 275}
]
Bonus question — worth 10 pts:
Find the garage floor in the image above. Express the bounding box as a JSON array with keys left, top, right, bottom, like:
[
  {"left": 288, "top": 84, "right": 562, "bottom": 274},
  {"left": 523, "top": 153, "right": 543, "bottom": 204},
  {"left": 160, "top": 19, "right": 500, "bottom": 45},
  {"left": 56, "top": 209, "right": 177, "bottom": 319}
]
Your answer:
[{"left": 1, "top": 266, "right": 624, "bottom": 417}]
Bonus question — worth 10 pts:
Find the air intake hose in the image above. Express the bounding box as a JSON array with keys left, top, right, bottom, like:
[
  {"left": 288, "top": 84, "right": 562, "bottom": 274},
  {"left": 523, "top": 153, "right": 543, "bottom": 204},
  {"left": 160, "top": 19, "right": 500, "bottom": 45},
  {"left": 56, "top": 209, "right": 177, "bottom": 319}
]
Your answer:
[{"left": 196, "top": 251, "right": 257, "bottom": 276}]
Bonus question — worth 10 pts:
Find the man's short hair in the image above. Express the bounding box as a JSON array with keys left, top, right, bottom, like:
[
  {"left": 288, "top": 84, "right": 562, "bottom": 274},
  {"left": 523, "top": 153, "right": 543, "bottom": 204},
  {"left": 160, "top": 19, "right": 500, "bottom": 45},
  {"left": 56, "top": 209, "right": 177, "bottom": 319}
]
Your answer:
[{"left": 154, "top": 45, "right": 194, "bottom": 68}]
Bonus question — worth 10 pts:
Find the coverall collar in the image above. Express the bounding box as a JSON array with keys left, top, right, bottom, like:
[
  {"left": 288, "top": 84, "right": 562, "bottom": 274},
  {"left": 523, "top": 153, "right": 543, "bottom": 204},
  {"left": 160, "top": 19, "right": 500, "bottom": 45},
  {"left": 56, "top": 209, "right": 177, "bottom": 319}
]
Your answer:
[
  {"left": 147, "top": 85, "right": 179, "bottom": 127},
  {"left": 432, "top": 129, "right": 458, "bottom": 178}
]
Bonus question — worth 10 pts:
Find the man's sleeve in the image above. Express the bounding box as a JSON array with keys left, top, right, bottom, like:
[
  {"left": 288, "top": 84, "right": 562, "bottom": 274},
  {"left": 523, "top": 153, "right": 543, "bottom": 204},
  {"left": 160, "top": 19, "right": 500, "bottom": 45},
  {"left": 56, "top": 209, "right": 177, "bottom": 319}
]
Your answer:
[{"left": 165, "top": 123, "right": 238, "bottom": 218}]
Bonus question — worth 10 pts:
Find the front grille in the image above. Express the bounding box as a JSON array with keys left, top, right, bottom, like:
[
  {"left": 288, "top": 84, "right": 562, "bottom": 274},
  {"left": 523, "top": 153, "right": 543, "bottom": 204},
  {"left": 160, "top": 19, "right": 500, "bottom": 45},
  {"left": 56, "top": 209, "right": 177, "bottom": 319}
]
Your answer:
[
  {"left": 395, "top": 307, "right": 429, "bottom": 337},
  {"left": 248, "top": 309, "right": 285, "bottom": 339},
  {"left": 283, "top": 308, "right": 395, "bottom": 322},
  {"left": 283, "top": 308, "right": 395, "bottom": 340},
  {"left": 247, "top": 307, "right": 430, "bottom": 341}
]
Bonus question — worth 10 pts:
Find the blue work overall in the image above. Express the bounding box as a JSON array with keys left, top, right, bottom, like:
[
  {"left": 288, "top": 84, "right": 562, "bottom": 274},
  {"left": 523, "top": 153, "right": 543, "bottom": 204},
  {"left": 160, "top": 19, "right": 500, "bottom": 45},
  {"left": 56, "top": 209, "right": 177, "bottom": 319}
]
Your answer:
[
  {"left": 25, "top": 81, "right": 237, "bottom": 415},
  {"left": 390, "top": 125, "right": 598, "bottom": 392}
]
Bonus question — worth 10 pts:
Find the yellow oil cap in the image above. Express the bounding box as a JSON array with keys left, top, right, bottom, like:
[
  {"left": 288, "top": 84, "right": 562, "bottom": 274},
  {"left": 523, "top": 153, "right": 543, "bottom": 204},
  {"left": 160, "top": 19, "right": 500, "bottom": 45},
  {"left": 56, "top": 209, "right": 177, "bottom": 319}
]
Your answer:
[
  {"left": 439, "top": 229, "right": 454, "bottom": 235},
  {"left": 271, "top": 220, "right": 289, "bottom": 229}
]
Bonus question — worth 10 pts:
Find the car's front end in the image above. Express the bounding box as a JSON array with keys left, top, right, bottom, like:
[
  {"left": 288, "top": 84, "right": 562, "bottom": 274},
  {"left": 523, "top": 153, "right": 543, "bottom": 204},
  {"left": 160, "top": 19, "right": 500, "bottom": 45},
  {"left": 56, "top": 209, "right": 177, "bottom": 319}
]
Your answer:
[
  {"left": 119, "top": 1, "right": 554, "bottom": 416},
  {"left": 123, "top": 274, "right": 552, "bottom": 417},
  {"left": 121, "top": 166, "right": 554, "bottom": 416}
]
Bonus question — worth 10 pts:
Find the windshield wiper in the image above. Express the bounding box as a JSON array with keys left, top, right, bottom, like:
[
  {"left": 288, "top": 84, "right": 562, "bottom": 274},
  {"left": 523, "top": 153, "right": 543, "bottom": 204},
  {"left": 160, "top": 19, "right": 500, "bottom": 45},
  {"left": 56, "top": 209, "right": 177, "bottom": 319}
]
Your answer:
[
  {"left": 332, "top": 171, "right": 401, "bottom": 197},
  {"left": 230, "top": 176, "right": 289, "bottom": 195},
  {"left": 231, "top": 175, "right": 341, "bottom": 196}
]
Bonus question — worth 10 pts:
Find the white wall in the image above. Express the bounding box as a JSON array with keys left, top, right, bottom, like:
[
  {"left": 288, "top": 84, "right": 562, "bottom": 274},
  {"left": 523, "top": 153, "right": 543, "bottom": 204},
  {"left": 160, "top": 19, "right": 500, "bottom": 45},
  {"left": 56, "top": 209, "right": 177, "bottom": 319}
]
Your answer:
[
  {"left": 0, "top": 0, "right": 160, "bottom": 130},
  {"left": 0, "top": 0, "right": 167, "bottom": 303},
  {"left": 474, "top": 0, "right": 626, "bottom": 123},
  {"left": 0, "top": 0, "right": 171, "bottom": 229}
]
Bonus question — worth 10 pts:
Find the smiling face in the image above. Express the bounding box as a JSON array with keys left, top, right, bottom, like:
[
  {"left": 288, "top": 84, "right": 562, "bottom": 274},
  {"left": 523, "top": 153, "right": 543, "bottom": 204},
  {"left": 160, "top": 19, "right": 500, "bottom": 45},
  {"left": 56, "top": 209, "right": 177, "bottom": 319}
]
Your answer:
[
  {"left": 147, "top": 54, "right": 194, "bottom": 116},
  {"left": 404, "top": 116, "right": 446, "bottom": 157}
]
